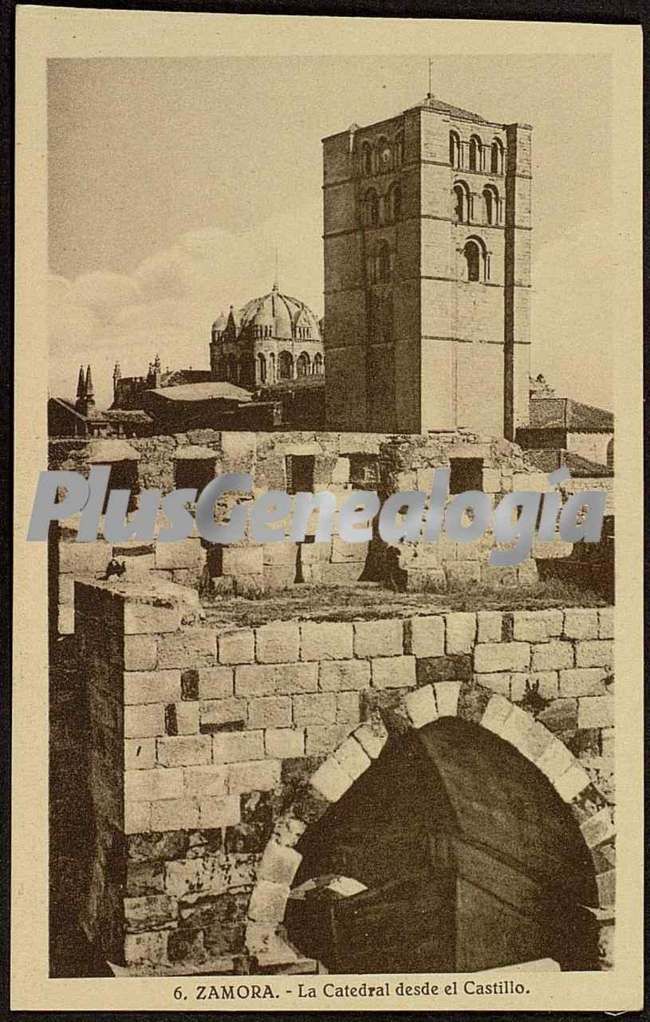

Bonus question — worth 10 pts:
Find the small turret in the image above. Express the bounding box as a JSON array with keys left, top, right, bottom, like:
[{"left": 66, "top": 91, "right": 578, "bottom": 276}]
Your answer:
[
  {"left": 76, "top": 365, "right": 86, "bottom": 402},
  {"left": 153, "top": 353, "right": 162, "bottom": 389},
  {"left": 83, "top": 365, "right": 96, "bottom": 415}
]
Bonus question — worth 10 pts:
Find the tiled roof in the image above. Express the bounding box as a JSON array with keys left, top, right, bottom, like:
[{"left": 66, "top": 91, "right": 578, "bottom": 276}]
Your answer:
[
  {"left": 148, "top": 382, "right": 252, "bottom": 403},
  {"left": 525, "top": 448, "right": 613, "bottom": 478},
  {"left": 416, "top": 95, "right": 489, "bottom": 123},
  {"left": 529, "top": 397, "right": 614, "bottom": 433}
]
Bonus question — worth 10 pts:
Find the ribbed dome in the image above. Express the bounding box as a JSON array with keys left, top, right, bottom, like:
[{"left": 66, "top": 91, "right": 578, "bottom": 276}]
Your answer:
[{"left": 238, "top": 283, "right": 321, "bottom": 342}]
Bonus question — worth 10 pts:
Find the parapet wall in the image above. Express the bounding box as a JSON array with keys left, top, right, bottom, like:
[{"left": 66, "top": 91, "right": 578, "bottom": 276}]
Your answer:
[
  {"left": 76, "top": 579, "right": 615, "bottom": 976},
  {"left": 51, "top": 429, "right": 555, "bottom": 635}
]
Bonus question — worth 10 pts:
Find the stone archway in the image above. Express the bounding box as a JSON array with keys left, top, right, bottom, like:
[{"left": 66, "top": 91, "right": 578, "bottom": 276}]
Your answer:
[{"left": 245, "top": 683, "right": 615, "bottom": 971}]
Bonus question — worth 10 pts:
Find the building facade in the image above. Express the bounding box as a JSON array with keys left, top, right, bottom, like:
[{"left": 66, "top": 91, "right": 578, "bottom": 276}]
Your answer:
[
  {"left": 210, "top": 283, "right": 324, "bottom": 390},
  {"left": 322, "top": 95, "right": 532, "bottom": 436}
]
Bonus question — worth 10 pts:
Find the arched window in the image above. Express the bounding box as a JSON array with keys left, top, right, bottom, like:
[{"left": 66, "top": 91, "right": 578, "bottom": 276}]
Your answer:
[
  {"left": 364, "top": 189, "right": 379, "bottom": 227},
  {"left": 461, "top": 239, "right": 482, "bottom": 284},
  {"left": 383, "top": 295, "right": 394, "bottom": 343},
  {"left": 387, "top": 183, "right": 401, "bottom": 222},
  {"left": 377, "top": 137, "right": 392, "bottom": 172},
  {"left": 227, "top": 354, "right": 237, "bottom": 381},
  {"left": 469, "top": 135, "right": 482, "bottom": 172},
  {"left": 453, "top": 181, "right": 471, "bottom": 223},
  {"left": 360, "top": 141, "right": 372, "bottom": 176},
  {"left": 366, "top": 253, "right": 378, "bottom": 284},
  {"left": 278, "top": 350, "right": 293, "bottom": 380},
  {"left": 258, "top": 353, "right": 267, "bottom": 384},
  {"left": 482, "top": 185, "right": 500, "bottom": 225},
  {"left": 393, "top": 131, "right": 404, "bottom": 167},
  {"left": 313, "top": 352, "right": 324, "bottom": 375},
  {"left": 268, "top": 352, "right": 276, "bottom": 383},
  {"left": 296, "top": 352, "right": 311, "bottom": 377},
  {"left": 449, "top": 130, "right": 461, "bottom": 169},
  {"left": 378, "top": 240, "right": 392, "bottom": 283},
  {"left": 490, "top": 138, "right": 504, "bottom": 175}
]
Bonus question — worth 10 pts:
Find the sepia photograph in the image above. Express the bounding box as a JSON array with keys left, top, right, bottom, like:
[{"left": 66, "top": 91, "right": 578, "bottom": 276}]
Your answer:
[{"left": 12, "top": 8, "right": 643, "bottom": 1013}]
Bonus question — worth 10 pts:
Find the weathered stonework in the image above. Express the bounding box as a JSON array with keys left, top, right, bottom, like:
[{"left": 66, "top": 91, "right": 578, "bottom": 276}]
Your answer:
[{"left": 75, "top": 580, "right": 615, "bottom": 976}]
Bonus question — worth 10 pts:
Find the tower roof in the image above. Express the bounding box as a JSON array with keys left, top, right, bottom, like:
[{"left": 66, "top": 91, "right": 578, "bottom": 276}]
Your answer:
[{"left": 414, "top": 94, "right": 489, "bottom": 124}]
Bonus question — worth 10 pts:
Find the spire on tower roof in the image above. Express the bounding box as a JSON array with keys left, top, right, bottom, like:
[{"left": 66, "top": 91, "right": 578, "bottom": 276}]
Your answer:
[
  {"left": 85, "top": 365, "right": 94, "bottom": 398},
  {"left": 76, "top": 365, "right": 86, "bottom": 399}
]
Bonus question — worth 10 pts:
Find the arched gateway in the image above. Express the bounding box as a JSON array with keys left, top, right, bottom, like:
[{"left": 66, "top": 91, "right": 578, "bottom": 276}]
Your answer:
[{"left": 246, "top": 685, "right": 614, "bottom": 973}]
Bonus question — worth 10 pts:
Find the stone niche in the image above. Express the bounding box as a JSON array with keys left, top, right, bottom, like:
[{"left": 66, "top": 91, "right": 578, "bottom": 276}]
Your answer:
[{"left": 74, "top": 579, "right": 614, "bottom": 976}]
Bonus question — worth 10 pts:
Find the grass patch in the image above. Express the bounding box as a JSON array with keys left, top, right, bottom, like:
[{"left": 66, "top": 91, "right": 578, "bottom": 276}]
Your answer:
[{"left": 202, "top": 579, "right": 608, "bottom": 629}]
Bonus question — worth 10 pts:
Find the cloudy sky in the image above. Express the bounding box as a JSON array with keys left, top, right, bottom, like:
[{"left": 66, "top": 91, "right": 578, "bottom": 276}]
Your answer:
[{"left": 48, "top": 54, "right": 613, "bottom": 410}]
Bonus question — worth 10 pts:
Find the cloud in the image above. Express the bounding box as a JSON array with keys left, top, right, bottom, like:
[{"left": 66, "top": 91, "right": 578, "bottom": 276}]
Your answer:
[{"left": 48, "top": 203, "right": 324, "bottom": 408}]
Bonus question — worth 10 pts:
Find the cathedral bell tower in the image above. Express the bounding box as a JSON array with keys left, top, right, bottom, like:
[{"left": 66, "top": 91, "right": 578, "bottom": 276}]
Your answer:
[{"left": 322, "top": 94, "right": 531, "bottom": 437}]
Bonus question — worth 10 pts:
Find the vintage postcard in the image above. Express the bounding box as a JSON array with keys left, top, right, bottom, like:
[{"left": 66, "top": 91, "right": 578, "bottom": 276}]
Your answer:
[{"left": 13, "top": 7, "right": 643, "bottom": 1013}]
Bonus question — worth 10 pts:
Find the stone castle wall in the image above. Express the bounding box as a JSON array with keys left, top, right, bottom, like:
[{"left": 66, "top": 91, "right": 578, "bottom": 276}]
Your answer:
[
  {"left": 75, "top": 579, "right": 614, "bottom": 976},
  {"left": 50, "top": 429, "right": 553, "bottom": 635}
]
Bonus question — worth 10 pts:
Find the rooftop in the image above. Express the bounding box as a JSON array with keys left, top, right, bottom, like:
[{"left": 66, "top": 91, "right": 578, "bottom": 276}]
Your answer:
[
  {"left": 529, "top": 397, "right": 614, "bottom": 433},
  {"left": 148, "top": 382, "right": 252, "bottom": 403}
]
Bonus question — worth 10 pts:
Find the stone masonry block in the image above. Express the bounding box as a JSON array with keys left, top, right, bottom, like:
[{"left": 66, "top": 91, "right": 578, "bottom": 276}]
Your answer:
[
  {"left": 404, "top": 616, "right": 445, "bottom": 658},
  {"left": 125, "top": 738, "right": 156, "bottom": 771},
  {"left": 247, "top": 696, "right": 292, "bottom": 729},
  {"left": 578, "top": 696, "right": 615, "bottom": 729},
  {"left": 59, "top": 541, "right": 112, "bottom": 574},
  {"left": 183, "top": 765, "right": 228, "bottom": 798},
  {"left": 310, "top": 757, "right": 352, "bottom": 802},
  {"left": 559, "top": 668, "right": 608, "bottom": 697},
  {"left": 124, "top": 802, "right": 152, "bottom": 835},
  {"left": 248, "top": 880, "right": 290, "bottom": 923},
  {"left": 575, "top": 641, "right": 614, "bottom": 670},
  {"left": 125, "top": 703, "right": 165, "bottom": 739},
  {"left": 300, "top": 621, "right": 353, "bottom": 661},
  {"left": 535, "top": 738, "right": 575, "bottom": 784},
  {"left": 228, "top": 759, "right": 281, "bottom": 794},
  {"left": 124, "top": 929, "right": 169, "bottom": 965},
  {"left": 124, "top": 635, "right": 158, "bottom": 671},
  {"left": 124, "top": 670, "right": 181, "bottom": 705},
  {"left": 513, "top": 611, "right": 561, "bottom": 643},
  {"left": 198, "top": 794, "right": 241, "bottom": 828},
  {"left": 221, "top": 546, "right": 264, "bottom": 576},
  {"left": 124, "top": 601, "right": 181, "bottom": 635},
  {"left": 354, "top": 619, "right": 403, "bottom": 658},
  {"left": 371, "top": 656, "right": 416, "bottom": 690},
  {"left": 150, "top": 799, "right": 199, "bottom": 832},
  {"left": 332, "top": 736, "right": 371, "bottom": 781},
  {"left": 164, "top": 855, "right": 227, "bottom": 899},
  {"left": 498, "top": 704, "right": 536, "bottom": 754},
  {"left": 199, "top": 698, "right": 247, "bottom": 730},
  {"left": 213, "top": 730, "right": 264, "bottom": 763},
  {"left": 264, "top": 728, "right": 305, "bottom": 759},
  {"left": 563, "top": 609, "right": 600, "bottom": 640},
  {"left": 154, "top": 539, "right": 204, "bottom": 571},
  {"left": 596, "top": 869, "right": 615, "bottom": 909},
  {"left": 258, "top": 841, "right": 303, "bottom": 887},
  {"left": 124, "top": 893, "right": 178, "bottom": 933},
  {"left": 404, "top": 685, "right": 438, "bottom": 729},
  {"left": 218, "top": 629, "right": 255, "bottom": 665},
  {"left": 353, "top": 720, "right": 388, "bottom": 759},
  {"left": 446, "top": 613, "right": 476, "bottom": 654},
  {"left": 305, "top": 724, "right": 353, "bottom": 756},
  {"left": 514, "top": 721, "right": 554, "bottom": 764},
  {"left": 156, "top": 736, "right": 211, "bottom": 767},
  {"left": 235, "top": 662, "right": 318, "bottom": 697},
  {"left": 553, "top": 763, "right": 591, "bottom": 803},
  {"left": 580, "top": 807, "right": 615, "bottom": 849},
  {"left": 319, "top": 659, "right": 371, "bottom": 692},
  {"left": 125, "top": 767, "right": 184, "bottom": 803},
  {"left": 157, "top": 629, "right": 217, "bottom": 669},
  {"left": 598, "top": 608, "right": 614, "bottom": 639},
  {"left": 167, "top": 702, "right": 200, "bottom": 735},
  {"left": 476, "top": 611, "right": 502, "bottom": 643},
  {"left": 197, "top": 667, "right": 234, "bottom": 700},
  {"left": 531, "top": 641, "right": 574, "bottom": 671},
  {"left": 434, "top": 681, "right": 461, "bottom": 717},
  {"left": 336, "top": 691, "right": 361, "bottom": 724},
  {"left": 478, "top": 673, "right": 511, "bottom": 696},
  {"left": 293, "top": 692, "right": 337, "bottom": 726},
  {"left": 255, "top": 621, "right": 300, "bottom": 664},
  {"left": 480, "top": 694, "right": 513, "bottom": 736},
  {"left": 474, "top": 643, "right": 530, "bottom": 674}
]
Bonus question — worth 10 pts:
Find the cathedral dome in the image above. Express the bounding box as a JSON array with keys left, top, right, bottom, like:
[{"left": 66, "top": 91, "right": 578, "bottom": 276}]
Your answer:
[{"left": 238, "top": 282, "right": 321, "bottom": 342}]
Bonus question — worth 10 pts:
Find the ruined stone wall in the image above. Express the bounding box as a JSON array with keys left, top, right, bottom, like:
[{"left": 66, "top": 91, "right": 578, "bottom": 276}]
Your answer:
[
  {"left": 50, "top": 429, "right": 551, "bottom": 636},
  {"left": 75, "top": 579, "right": 615, "bottom": 976}
]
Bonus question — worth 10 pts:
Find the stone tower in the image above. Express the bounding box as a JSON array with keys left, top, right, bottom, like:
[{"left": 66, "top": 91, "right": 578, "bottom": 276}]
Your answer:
[{"left": 322, "top": 95, "right": 532, "bottom": 437}]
